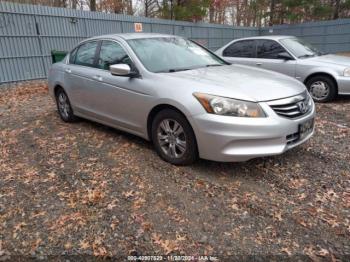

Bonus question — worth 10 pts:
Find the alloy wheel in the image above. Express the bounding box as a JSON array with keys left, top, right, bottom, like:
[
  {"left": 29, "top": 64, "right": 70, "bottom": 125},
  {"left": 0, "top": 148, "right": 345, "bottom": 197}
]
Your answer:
[
  {"left": 57, "top": 92, "right": 70, "bottom": 119},
  {"left": 157, "top": 119, "right": 187, "bottom": 159}
]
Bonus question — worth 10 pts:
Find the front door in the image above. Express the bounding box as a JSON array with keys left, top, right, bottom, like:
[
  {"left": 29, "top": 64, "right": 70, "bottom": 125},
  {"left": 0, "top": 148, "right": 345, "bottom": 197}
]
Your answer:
[
  {"left": 255, "top": 39, "right": 296, "bottom": 77},
  {"left": 87, "top": 40, "right": 153, "bottom": 134}
]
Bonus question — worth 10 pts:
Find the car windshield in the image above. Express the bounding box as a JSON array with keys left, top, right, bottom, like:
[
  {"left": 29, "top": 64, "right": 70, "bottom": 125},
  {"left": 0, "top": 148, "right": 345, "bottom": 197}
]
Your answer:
[
  {"left": 127, "top": 37, "right": 226, "bottom": 73},
  {"left": 280, "top": 38, "right": 323, "bottom": 59}
]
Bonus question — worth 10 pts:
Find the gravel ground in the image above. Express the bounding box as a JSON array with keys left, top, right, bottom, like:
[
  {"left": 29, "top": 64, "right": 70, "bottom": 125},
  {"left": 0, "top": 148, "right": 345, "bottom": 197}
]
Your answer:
[{"left": 0, "top": 81, "right": 349, "bottom": 261}]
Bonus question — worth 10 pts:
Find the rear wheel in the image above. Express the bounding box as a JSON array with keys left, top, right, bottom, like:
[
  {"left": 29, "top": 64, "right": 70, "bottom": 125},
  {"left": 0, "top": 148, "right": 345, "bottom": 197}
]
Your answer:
[
  {"left": 151, "top": 109, "right": 198, "bottom": 165},
  {"left": 306, "top": 75, "right": 337, "bottom": 102},
  {"left": 55, "top": 88, "right": 77, "bottom": 122}
]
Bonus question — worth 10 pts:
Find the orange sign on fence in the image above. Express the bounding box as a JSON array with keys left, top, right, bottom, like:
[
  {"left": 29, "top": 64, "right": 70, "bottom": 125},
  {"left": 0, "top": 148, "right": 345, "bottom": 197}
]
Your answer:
[{"left": 134, "top": 23, "right": 143, "bottom": 32}]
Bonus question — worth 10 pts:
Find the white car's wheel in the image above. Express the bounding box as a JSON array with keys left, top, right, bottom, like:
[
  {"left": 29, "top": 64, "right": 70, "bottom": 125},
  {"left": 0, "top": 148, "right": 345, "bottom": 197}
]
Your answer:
[{"left": 306, "top": 75, "right": 337, "bottom": 102}]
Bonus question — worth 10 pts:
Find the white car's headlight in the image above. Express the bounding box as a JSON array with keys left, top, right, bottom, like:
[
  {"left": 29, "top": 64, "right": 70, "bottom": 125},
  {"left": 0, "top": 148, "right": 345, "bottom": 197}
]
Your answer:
[
  {"left": 344, "top": 68, "right": 350, "bottom": 76},
  {"left": 193, "top": 92, "right": 266, "bottom": 117}
]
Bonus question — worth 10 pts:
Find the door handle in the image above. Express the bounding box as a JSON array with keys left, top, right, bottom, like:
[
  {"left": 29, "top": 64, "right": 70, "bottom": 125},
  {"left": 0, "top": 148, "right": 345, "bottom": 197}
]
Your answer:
[
  {"left": 256, "top": 63, "right": 262, "bottom": 66},
  {"left": 92, "top": 75, "right": 103, "bottom": 81},
  {"left": 65, "top": 69, "right": 72, "bottom": 73}
]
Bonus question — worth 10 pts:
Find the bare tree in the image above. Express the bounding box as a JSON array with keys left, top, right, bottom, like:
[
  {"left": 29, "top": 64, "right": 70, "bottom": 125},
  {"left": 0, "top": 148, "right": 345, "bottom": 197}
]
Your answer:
[
  {"left": 144, "top": 0, "right": 160, "bottom": 17},
  {"left": 333, "top": 0, "right": 341, "bottom": 19},
  {"left": 89, "top": 0, "right": 96, "bottom": 11}
]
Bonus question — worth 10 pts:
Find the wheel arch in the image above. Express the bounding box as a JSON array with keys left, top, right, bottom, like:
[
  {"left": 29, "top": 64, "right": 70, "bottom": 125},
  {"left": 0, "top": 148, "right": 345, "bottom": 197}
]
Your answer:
[
  {"left": 54, "top": 84, "right": 64, "bottom": 97},
  {"left": 146, "top": 104, "right": 196, "bottom": 143},
  {"left": 304, "top": 72, "right": 338, "bottom": 94}
]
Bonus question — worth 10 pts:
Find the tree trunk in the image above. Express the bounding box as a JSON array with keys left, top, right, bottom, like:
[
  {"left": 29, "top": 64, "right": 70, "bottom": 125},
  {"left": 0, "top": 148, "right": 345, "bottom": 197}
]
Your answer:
[
  {"left": 270, "top": 0, "right": 275, "bottom": 26},
  {"left": 209, "top": 1, "right": 214, "bottom": 23},
  {"left": 126, "top": 0, "right": 133, "bottom": 15},
  {"left": 72, "top": 0, "right": 78, "bottom": 9},
  {"left": 90, "top": 0, "right": 96, "bottom": 11},
  {"left": 333, "top": 0, "right": 340, "bottom": 19}
]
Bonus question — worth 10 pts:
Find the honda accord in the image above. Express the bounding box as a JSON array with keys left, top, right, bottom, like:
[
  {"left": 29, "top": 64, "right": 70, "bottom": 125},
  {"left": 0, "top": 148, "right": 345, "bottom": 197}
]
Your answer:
[{"left": 48, "top": 33, "right": 315, "bottom": 165}]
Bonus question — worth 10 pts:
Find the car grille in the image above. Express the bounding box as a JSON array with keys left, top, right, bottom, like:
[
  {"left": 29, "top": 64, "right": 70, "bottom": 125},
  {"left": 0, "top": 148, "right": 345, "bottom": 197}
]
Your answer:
[{"left": 267, "top": 91, "right": 312, "bottom": 119}]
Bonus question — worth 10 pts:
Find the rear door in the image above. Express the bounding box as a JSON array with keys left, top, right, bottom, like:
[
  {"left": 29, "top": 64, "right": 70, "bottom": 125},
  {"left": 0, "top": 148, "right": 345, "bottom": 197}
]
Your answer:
[
  {"left": 255, "top": 39, "right": 296, "bottom": 77},
  {"left": 64, "top": 41, "right": 100, "bottom": 114},
  {"left": 221, "top": 40, "right": 256, "bottom": 67}
]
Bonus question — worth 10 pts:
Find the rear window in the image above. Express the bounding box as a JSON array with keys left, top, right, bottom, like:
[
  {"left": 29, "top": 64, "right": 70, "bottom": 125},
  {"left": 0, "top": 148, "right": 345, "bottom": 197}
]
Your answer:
[{"left": 223, "top": 40, "right": 255, "bottom": 58}]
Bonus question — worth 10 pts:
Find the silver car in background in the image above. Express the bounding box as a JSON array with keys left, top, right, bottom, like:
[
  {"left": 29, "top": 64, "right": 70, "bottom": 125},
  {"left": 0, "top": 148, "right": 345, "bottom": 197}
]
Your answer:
[
  {"left": 215, "top": 35, "right": 350, "bottom": 102},
  {"left": 48, "top": 33, "right": 315, "bottom": 165}
]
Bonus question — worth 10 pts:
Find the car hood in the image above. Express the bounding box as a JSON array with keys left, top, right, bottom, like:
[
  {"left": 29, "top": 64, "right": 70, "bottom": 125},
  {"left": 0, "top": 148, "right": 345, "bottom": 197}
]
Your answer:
[
  {"left": 307, "top": 54, "right": 350, "bottom": 67},
  {"left": 162, "top": 64, "right": 306, "bottom": 102}
]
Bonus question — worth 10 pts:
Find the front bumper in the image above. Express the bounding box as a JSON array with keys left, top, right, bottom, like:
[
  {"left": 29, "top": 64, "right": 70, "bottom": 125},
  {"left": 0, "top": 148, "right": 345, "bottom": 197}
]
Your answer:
[
  {"left": 335, "top": 76, "right": 350, "bottom": 95},
  {"left": 189, "top": 101, "right": 316, "bottom": 162}
]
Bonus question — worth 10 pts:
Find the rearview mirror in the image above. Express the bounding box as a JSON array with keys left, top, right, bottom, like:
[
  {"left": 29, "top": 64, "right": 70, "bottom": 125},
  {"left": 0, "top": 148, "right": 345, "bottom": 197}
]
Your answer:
[
  {"left": 110, "top": 64, "right": 139, "bottom": 77},
  {"left": 277, "top": 52, "right": 293, "bottom": 60}
]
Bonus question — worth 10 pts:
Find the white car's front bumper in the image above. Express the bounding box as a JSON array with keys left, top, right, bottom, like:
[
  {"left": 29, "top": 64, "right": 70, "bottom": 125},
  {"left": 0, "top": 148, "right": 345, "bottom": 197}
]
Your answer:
[{"left": 336, "top": 76, "right": 350, "bottom": 95}]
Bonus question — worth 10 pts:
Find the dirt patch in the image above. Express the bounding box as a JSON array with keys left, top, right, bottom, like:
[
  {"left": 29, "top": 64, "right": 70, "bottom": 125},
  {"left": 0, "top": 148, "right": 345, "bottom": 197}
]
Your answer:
[{"left": 0, "top": 81, "right": 349, "bottom": 261}]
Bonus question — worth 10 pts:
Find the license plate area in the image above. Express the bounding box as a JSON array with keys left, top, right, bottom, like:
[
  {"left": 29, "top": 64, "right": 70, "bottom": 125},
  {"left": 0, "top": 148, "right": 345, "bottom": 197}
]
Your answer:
[{"left": 299, "top": 118, "right": 314, "bottom": 140}]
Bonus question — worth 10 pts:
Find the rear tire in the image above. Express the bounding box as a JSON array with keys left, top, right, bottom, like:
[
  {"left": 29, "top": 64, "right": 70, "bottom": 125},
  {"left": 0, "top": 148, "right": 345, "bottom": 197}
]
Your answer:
[
  {"left": 151, "top": 109, "right": 198, "bottom": 165},
  {"left": 306, "top": 75, "right": 337, "bottom": 102},
  {"left": 55, "top": 88, "right": 78, "bottom": 122}
]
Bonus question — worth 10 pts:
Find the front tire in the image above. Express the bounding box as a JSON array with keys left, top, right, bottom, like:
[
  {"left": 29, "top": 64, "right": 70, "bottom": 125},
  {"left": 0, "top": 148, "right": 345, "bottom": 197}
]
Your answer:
[
  {"left": 55, "top": 88, "right": 77, "bottom": 122},
  {"left": 306, "top": 75, "right": 337, "bottom": 102},
  {"left": 151, "top": 109, "right": 198, "bottom": 165}
]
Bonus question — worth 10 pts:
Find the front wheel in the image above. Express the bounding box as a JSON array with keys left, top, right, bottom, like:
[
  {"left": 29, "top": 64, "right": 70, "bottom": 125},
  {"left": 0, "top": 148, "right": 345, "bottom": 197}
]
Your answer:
[
  {"left": 151, "top": 109, "right": 198, "bottom": 165},
  {"left": 306, "top": 75, "right": 337, "bottom": 102}
]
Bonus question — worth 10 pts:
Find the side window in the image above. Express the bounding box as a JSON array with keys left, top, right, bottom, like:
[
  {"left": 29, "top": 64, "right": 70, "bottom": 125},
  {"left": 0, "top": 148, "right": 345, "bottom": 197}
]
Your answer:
[
  {"left": 223, "top": 40, "right": 255, "bottom": 58},
  {"left": 257, "top": 40, "right": 286, "bottom": 59},
  {"left": 69, "top": 48, "right": 78, "bottom": 64},
  {"left": 97, "top": 41, "right": 132, "bottom": 70},
  {"left": 74, "top": 41, "right": 98, "bottom": 67}
]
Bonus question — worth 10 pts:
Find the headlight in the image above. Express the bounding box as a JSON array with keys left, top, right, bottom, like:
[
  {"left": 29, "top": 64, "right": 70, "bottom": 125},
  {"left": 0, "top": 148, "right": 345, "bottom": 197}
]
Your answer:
[
  {"left": 344, "top": 68, "right": 350, "bottom": 76},
  {"left": 306, "top": 91, "right": 313, "bottom": 108},
  {"left": 193, "top": 92, "right": 266, "bottom": 117}
]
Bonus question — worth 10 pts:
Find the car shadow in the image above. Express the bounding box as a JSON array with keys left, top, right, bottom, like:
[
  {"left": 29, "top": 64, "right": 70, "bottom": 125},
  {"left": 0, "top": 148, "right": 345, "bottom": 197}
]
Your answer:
[
  {"left": 75, "top": 113, "right": 307, "bottom": 180},
  {"left": 333, "top": 94, "right": 350, "bottom": 103}
]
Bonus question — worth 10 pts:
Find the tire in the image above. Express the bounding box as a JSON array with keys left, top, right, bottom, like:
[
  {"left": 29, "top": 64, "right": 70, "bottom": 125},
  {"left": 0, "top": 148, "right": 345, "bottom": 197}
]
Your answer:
[
  {"left": 306, "top": 75, "right": 337, "bottom": 103},
  {"left": 151, "top": 109, "right": 198, "bottom": 165},
  {"left": 55, "top": 88, "right": 78, "bottom": 122}
]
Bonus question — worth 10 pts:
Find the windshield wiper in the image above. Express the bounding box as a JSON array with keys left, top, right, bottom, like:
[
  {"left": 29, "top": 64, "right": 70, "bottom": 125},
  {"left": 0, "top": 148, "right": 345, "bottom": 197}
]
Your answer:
[
  {"left": 156, "top": 68, "right": 191, "bottom": 73},
  {"left": 206, "top": 64, "right": 223, "bottom": 67},
  {"left": 168, "top": 68, "right": 191, "bottom": 73},
  {"left": 298, "top": 54, "right": 316, "bottom": 59}
]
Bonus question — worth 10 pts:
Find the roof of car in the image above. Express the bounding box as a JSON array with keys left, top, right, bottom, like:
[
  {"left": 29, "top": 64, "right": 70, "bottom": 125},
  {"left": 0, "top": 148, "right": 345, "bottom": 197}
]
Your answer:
[
  {"left": 232, "top": 35, "right": 296, "bottom": 41},
  {"left": 89, "top": 33, "right": 177, "bottom": 41}
]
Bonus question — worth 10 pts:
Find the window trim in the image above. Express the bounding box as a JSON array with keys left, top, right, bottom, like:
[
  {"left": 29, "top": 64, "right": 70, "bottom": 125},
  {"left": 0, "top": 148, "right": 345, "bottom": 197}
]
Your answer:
[{"left": 223, "top": 39, "right": 256, "bottom": 58}]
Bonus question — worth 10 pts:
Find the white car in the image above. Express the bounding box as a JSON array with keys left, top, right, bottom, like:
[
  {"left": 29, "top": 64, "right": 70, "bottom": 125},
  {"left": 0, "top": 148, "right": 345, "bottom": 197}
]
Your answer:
[{"left": 216, "top": 35, "right": 350, "bottom": 102}]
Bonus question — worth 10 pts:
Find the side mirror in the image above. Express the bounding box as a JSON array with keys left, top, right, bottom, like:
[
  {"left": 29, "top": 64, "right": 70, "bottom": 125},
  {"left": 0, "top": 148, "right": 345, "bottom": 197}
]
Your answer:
[
  {"left": 110, "top": 64, "right": 138, "bottom": 77},
  {"left": 277, "top": 52, "right": 293, "bottom": 60}
]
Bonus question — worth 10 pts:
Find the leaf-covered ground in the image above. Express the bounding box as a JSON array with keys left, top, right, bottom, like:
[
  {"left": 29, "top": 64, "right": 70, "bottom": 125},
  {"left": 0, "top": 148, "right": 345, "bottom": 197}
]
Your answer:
[{"left": 0, "top": 81, "right": 349, "bottom": 261}]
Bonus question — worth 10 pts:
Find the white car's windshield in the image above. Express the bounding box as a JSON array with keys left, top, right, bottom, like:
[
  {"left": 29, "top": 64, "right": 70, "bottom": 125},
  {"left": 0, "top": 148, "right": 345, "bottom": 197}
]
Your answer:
[
  {"left": 281, "top": 38, "right": 323, "bottom": 59},
  {"left": 127, "top": 37, "right": 227, "bottom": 73}
]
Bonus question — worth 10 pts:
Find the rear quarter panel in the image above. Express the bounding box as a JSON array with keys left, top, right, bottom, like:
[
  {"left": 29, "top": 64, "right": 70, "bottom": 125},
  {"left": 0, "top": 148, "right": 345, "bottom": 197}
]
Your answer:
[{"left": 48, "top": 62, "right": 66, "bottom": 99}]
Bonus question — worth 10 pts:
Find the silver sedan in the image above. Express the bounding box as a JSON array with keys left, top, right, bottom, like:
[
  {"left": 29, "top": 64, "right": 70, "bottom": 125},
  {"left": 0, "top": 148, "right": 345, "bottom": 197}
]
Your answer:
[
  {"left": 48, "top": 33, "right": 315, "bottom": 165},
  {"left": 215, "top": 35, "right": 350, "bottom": 102}
]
